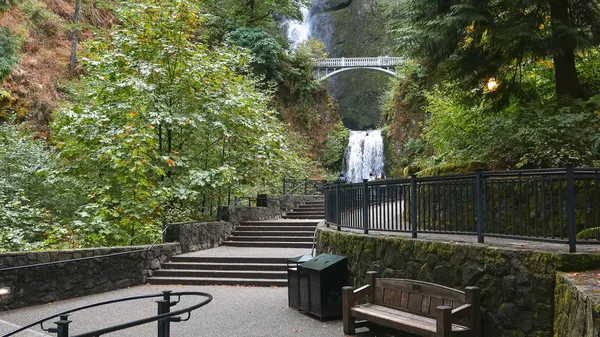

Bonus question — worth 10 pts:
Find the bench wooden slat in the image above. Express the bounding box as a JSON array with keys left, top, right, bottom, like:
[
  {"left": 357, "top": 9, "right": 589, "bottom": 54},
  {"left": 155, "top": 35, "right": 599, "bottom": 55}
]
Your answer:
[
  {"left": 351, "top": 304, "right": 469, "bottom": 336},
  {"left": 422, "top": 295, "right": 431, "bottom": 315},
  {"left": 408, "top": 293, "right": 423, "bottom": 312},
  {"left": 376, "top": 279, "right": 466, "bottom": 304}
]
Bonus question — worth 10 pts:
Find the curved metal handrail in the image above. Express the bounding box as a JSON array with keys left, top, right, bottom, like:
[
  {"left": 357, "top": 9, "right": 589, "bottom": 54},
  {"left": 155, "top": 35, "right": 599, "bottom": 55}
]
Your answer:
[{"left": 2, "top": 291, "right": 212, "bottom": 337}]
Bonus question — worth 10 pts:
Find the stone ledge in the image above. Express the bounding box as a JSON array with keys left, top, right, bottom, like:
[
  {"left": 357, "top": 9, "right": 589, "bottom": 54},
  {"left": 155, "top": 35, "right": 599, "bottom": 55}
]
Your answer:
[
  {"left": 555, "top": 270, "right": 600, "bottom": 337},
  {"left": 0, "top": 243, "right": 181, "bottom": 311}
]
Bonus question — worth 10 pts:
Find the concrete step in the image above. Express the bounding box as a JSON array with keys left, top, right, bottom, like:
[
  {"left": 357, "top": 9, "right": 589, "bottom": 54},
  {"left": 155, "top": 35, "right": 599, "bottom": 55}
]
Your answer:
[
  {"left": 231, "top": 231, "right": 314, "bottom": 237},
  {"left": 235, "top": 225, "right": 317, "bottom": 231},
  {"left": 171, "top": 256, "right": 288, "bottom": 264},
  {"left": 154, "top": 269, "right": 288, "bottom": 279},
  {"left": 285, "top": 211, "right": 325, "bottom": 216},
  {"left": 227, "top": 236, "right": 313, "bottom": 242},
  {"left": 222, "top": 241, "right": 313, "bottom": 248},
  {"left": 282, "top": 215, "right": 324, "bottom": 220},
  {"left": 147, "top": 276, "right": 288, "bottom": 287},
  {"left": 239, "top": 220, "right": 320, "bottom": 226},
  {"left": 295, "top": 207, "right": 324, "bottom": 212},
  {"left": 162, "top": 262, "right": 287, "bottom": 271}
]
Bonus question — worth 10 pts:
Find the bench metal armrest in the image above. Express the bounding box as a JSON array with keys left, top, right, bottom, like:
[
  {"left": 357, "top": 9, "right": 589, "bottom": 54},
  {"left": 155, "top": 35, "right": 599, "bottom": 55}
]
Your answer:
[
  {"left": 451, "top": 304, "right": 472, "bottom": 322},
  {"left": 353, "top": 285, "right": 371, "bottom": 304}
]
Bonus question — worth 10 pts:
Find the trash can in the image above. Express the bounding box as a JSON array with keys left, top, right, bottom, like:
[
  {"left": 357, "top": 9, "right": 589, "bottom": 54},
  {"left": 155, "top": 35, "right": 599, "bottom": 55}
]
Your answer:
[
  {"left": 256, "top": 194, "right": 268, "bottom": 207},
  {"left": 287, "top": 255, "right": 312, "bottom": 310},
  {"left": 298, "top": 253, "right": 348, "bottom": 320}
]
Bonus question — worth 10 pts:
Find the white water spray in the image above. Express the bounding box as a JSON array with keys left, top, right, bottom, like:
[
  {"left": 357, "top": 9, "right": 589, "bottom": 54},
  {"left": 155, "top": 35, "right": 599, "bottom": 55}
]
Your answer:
[
  {"left": 343, "top": 130, "right": 385, "bottom": 183},
  {"left": 282, "top": 7, "right": 311, "bottom": 48}
]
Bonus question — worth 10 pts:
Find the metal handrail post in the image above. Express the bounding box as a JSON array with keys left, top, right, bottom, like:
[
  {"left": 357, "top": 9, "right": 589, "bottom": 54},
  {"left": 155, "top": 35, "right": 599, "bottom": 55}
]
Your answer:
[
  {"left": 476, "top": 169, "right": 485, "bottom": 243},
  {"left": 363, "top": 179, "right": 369, "bottom": 234},
  {"left": 49, "top": 315, "right": 71, "bottom": 337},
  {"left": 566, "top": 164, "right": 576, "bottom": 253},
  {"left": 336, "top": 183, "right": 341, "bottom": 231},
  {"left": 411, "top": 175, "right": 418, "bottom": 238}
]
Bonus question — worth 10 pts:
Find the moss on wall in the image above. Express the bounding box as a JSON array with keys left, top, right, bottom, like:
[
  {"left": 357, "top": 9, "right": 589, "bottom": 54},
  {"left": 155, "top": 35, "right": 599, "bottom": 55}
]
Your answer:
[{"left": 316, "top": 228, "right": 600, "bottom": 337}]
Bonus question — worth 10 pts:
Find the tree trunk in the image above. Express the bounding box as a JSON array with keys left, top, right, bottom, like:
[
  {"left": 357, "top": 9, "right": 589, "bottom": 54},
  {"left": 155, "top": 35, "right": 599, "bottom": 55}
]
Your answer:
[
  {"left": 70, "top": 0, "right": 81, "bottom": 73},
  {"left": 550, "top": 0, "right": 584, "bottom": 99}
]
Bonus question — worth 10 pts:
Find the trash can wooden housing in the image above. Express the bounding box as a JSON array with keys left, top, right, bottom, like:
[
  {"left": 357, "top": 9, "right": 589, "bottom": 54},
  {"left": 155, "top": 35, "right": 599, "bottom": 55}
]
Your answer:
[{"left": 298, "top": 254, "right": 348, "bottom": 320}]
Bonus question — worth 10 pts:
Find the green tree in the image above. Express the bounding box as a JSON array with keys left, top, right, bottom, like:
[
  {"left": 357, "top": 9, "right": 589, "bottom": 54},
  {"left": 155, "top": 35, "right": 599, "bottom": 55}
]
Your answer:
[
  {"left": 0, "top": 28, "right": 19, "bottom": 80},
  {"left": 54, "top": 0, "right": 303, "bottom": 246},
  {"left": 388, "top": 0, "right": 600, "bottom": 100}
]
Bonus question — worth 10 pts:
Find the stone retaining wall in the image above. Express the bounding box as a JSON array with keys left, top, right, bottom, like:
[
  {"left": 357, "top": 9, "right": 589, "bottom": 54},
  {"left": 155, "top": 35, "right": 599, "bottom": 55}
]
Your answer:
[
  {"left": 316, "top": 228, "right": 600, "bottom": 337},
  {"left": 0, "top": 243, "right": 180, "bottom": 311},
  {"left": 166, "top": 222, "right": 235, "bottom": 253},
  {"left": 267, "top": 194, "right": 324, "bottom": 213},
  {"left": 554, "top": 271, "right": 600, "bottom": 337}
]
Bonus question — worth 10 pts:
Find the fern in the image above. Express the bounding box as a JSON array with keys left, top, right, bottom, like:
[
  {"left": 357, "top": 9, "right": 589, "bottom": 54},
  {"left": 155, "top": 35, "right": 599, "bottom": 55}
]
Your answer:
[
  {"left": 576, "top": 227, "right": 600, "bottom": 240},
  {"left": 0, "top": 28, "right": 19, "bottom": 80},
  {"left": 0, "top": 0, "right": 19, "bottom": 12}
]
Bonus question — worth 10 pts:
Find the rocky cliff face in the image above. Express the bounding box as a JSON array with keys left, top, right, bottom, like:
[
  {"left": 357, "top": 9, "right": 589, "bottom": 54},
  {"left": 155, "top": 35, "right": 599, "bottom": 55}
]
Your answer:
[{"left": 310, "top": 0, "right": 394, "bottom": 130}]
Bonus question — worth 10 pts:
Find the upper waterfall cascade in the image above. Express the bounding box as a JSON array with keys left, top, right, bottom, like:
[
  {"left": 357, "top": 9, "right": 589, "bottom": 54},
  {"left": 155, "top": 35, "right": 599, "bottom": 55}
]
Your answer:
[
  {"left": 282, "top": 7, "right": 311, "bottom": 48},
  {"left": 343, "top": 130, "right": 385, "bottom": 183}
]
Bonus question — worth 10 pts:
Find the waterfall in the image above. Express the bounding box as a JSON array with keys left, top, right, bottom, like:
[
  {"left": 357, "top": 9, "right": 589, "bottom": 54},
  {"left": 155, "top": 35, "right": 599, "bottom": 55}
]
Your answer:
[
  {"left": 343, "top": 130, "right": 385, "bottom": 183},
  {"left": 281, "top": 7, "right": 311, "bottom": 48}
]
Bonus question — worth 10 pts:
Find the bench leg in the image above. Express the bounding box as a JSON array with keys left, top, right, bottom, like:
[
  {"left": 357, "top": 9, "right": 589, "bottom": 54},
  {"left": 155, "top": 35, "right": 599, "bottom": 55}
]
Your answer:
[
  {"left": 342, "top": 286, "right": 356, "bottom": 334},
  {"left": 436, "top": 306, "right": 452, "bottom": 337}
]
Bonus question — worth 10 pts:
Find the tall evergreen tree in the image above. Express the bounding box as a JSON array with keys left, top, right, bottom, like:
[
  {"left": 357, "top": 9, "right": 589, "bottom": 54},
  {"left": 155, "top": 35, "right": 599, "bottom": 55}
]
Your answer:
[{"left": 388, "top": 0, "right": 600, "bottom": 99}]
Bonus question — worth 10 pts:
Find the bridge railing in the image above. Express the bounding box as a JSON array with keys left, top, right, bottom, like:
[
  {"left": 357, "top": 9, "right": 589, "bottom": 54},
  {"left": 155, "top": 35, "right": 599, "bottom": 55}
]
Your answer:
[
  {"left": 324, "top": 165, "right": 600, "bottom": 253},
  {"left": 314, "top": 57, "right": 404, "bottom": 68}
]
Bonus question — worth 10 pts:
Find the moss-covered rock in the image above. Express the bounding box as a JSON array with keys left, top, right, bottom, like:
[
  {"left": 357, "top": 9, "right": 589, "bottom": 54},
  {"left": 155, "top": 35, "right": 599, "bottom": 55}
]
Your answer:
[{"left": 416, "top": 162, "right": 489, "bottom": 177}]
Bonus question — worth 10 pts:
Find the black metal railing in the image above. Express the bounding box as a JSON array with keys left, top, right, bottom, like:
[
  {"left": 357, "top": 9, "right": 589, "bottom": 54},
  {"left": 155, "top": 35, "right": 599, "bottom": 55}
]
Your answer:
[
  {"left": 324, "top": 165, "right": 600, "bottom": 252},
  {"left": 2, "top": 291, "right": 212, "bottom": 337},
  {"left": 283, "top": 178, "right": 327, "bottom": 195}
]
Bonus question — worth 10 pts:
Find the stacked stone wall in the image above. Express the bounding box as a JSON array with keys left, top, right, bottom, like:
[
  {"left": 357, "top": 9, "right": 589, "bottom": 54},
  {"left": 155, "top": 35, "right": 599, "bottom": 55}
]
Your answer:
[
  {"left": 316, "top": 228, "right": 600, "bottom": 337},
  {"left": 0, "top": 243, "right": 180, "bottom": 311},
  {"left": 554, "top": 271, "right": 600, "bottom": 337},
  {"left": 166, "top": 222, "right": 234, "bottom": 253}
]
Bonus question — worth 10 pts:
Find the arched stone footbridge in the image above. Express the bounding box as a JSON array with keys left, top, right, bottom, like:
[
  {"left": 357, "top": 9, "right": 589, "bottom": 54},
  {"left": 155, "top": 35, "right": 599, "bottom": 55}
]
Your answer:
[{"left": 313, "top": 57, "right": 404, "bottom": 82}]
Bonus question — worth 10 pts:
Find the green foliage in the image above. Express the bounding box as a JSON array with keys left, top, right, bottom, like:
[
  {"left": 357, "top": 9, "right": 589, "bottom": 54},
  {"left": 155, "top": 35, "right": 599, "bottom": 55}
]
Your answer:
[
  {"left": 51, "top": 0, "right": 302, "bottom": 247},
  {"left": 0, "top": 28, "right": 19, "bottom": 81},
  {"left": 226, "top": 27, "right": 283, "bottom": 82},
  {"left": 388, "top": 0, "right": 600, "bottom": 99},
  {"left": 0, "top": 0, "right": 19, "bottom": 12},
  {"left": 281, "top": 39, "right": 325, "bottom": 97},
  {"left": 20, "top": 0, "right": 65, "bottom": 38},
  {"left": 423, "top": 83, "right": 600, "bottom": 168},
  {"left": 0, "top": 116, "right": 86, "bottom": 251},
  {"left": 323, "top": 123, "right": 349, "bottom": 172},
  {"left": 576, "top": 227, "right": 600, "bottom": 240}
]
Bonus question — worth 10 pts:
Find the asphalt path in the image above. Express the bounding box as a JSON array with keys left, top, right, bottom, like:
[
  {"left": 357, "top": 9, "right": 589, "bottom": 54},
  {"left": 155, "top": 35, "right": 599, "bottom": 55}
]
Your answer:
[{"left": 0, "top": 284, "right": 346, "bottom": 337}]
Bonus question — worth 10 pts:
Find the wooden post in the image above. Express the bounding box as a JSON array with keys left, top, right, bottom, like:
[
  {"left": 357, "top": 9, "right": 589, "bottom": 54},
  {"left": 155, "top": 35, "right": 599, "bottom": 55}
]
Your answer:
[
  {"left": 465, "top": 287, "right": 481, "bottom": 337},
  {"left": 366, "top": 271, "right": 378, "bottom": 303},
  {"left": 342, "top": 286, "right": 356, "bottom": 334},
  {"left": 436, "top": 306, "right": 452, "bottom": 337}
]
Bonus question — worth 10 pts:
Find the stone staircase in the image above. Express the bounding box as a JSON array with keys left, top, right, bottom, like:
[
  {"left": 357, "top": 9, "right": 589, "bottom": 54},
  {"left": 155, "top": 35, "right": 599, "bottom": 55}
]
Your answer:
[
  {"left": 147, "top": 200, "right": 324, "bottom": 287},
  {"left": 221, "top": 220, "right": 317, "bottom": 248},
  {"left": 283, "top": 200, "right": 325, "bottom": 220},
  {"left": 147, "top": 255, "right": 289, "bottom": 286}
]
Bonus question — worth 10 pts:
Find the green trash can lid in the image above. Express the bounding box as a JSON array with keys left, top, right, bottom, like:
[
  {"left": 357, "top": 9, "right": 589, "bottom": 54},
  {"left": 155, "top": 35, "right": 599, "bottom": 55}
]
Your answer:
[
  {"left": 287, "top": 255, "right": 313, "bottom": 263},
  {"left": 300, "top": 253, "right": 346, "bottom": 271}
]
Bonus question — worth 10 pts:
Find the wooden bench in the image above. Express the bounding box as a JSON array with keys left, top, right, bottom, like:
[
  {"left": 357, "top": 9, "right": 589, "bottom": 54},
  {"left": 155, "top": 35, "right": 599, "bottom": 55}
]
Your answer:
[{"left": 342, "top": 271, "right": 481, "bottom": 337}]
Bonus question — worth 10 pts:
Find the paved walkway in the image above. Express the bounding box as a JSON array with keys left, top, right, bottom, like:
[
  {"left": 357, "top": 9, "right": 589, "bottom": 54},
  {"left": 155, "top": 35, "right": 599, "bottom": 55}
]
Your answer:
[
  {"left": 0, "top": 244, "right": 350, "bottom": 337},
  {"left": 0, "top": 284, "right": 345, "bottom": 337}
]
